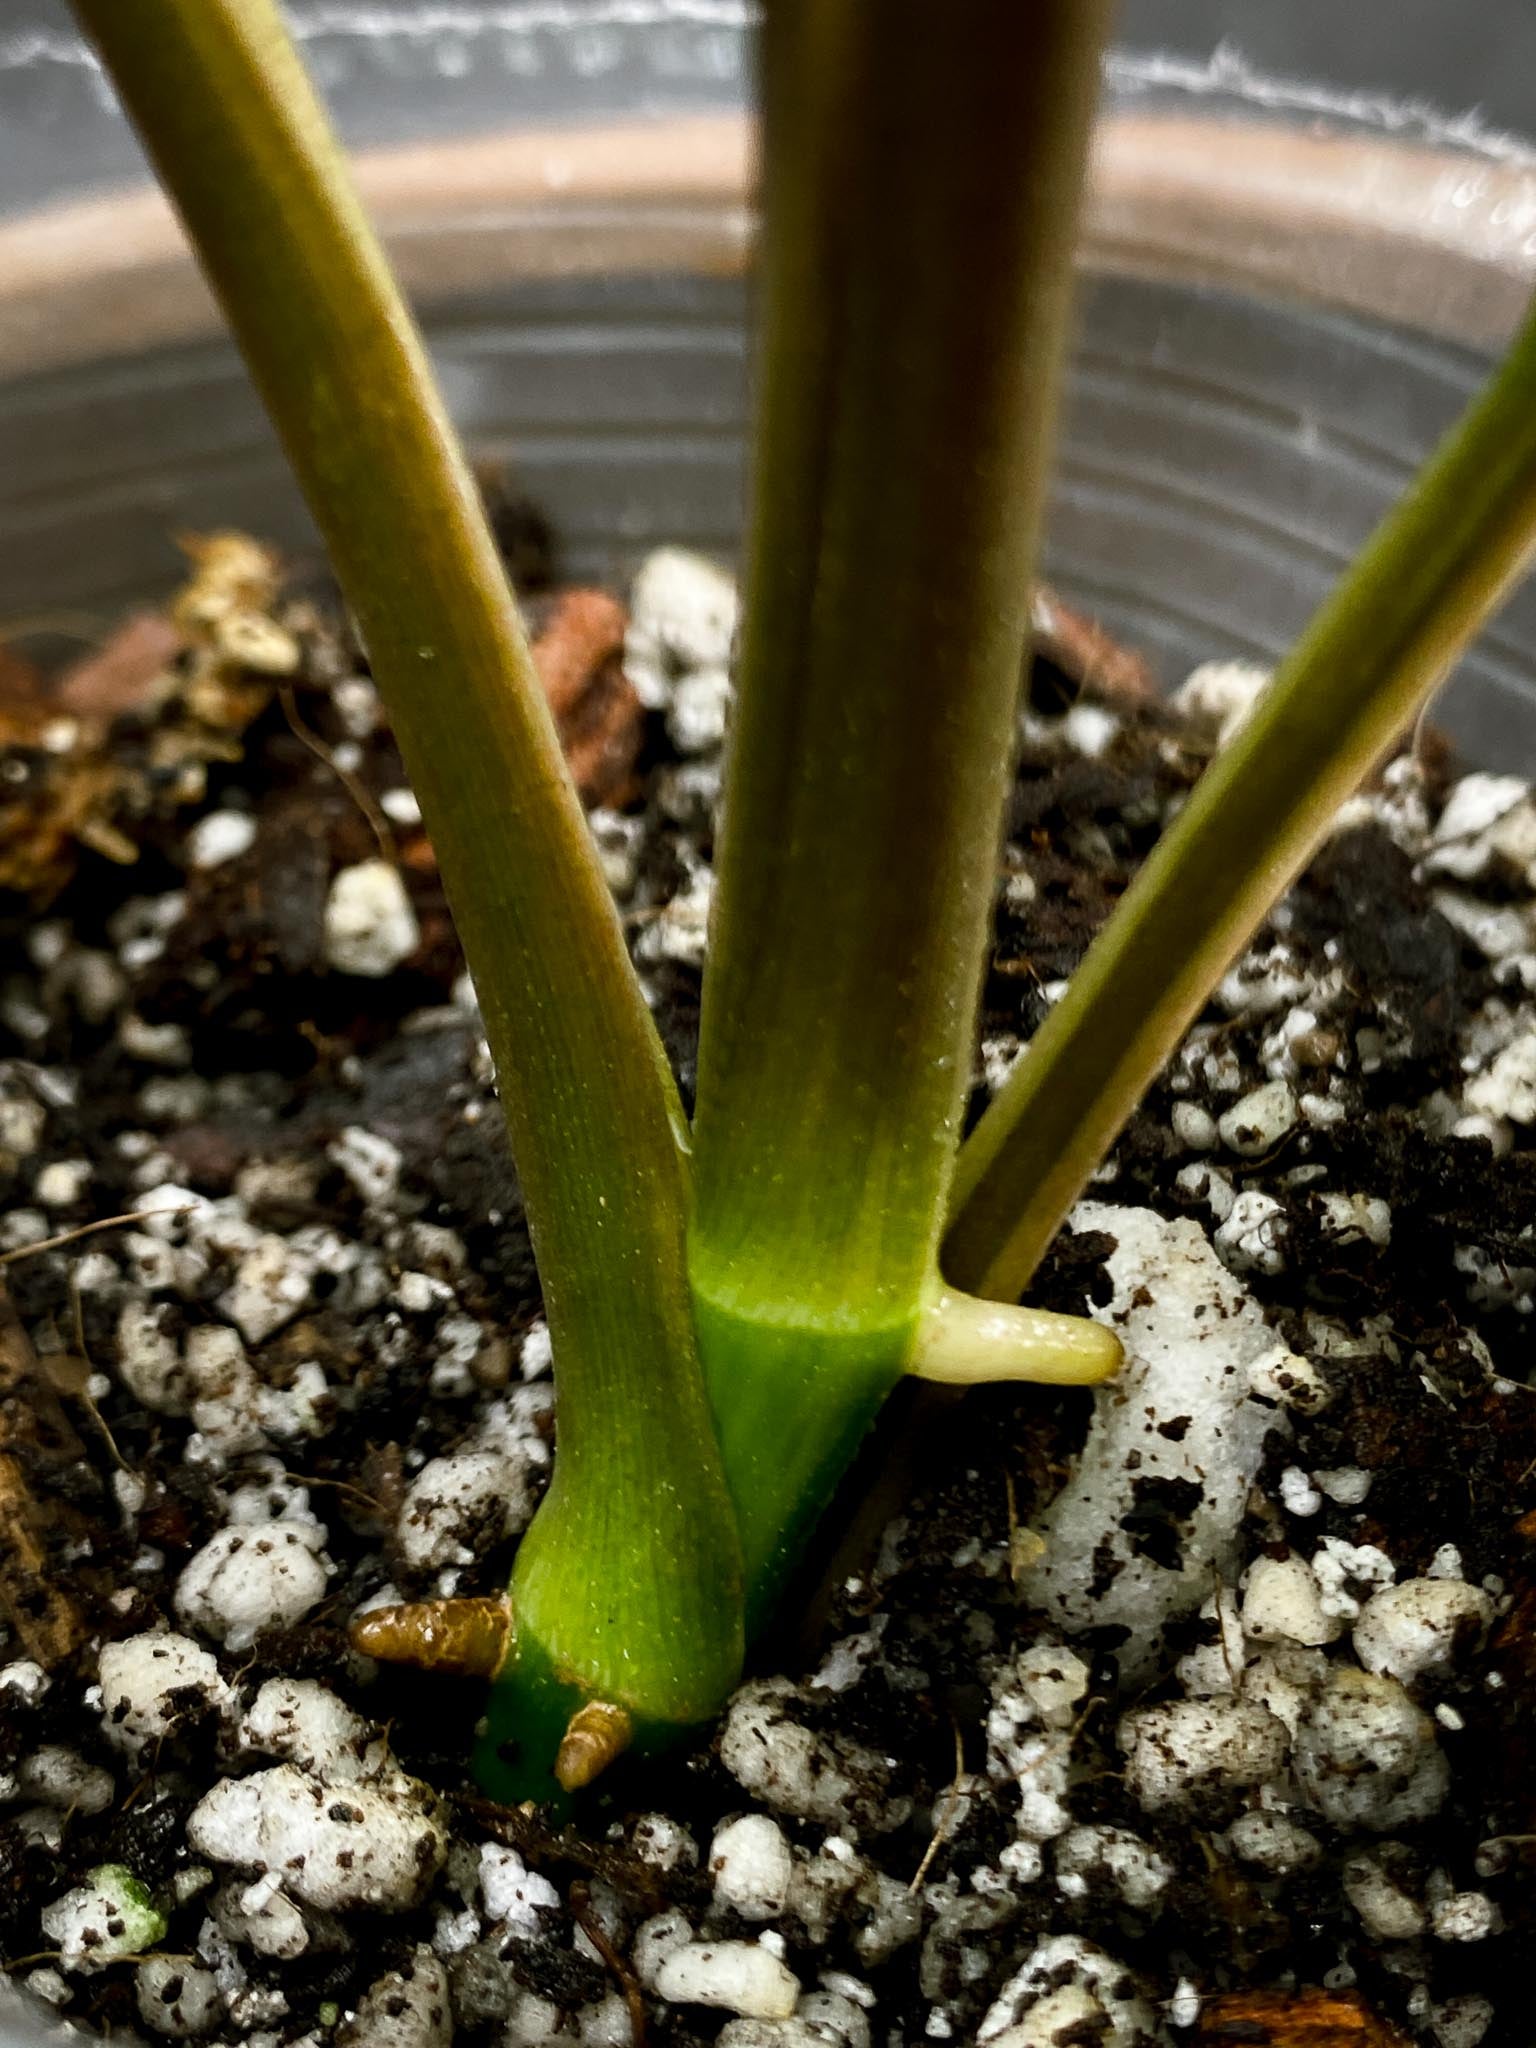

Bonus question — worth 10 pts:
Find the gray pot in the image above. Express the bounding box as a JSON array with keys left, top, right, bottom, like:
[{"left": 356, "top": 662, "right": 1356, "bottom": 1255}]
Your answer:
[
  {"left": 0, "top": 7, "right": 1534, "bottom": 2044},
  {"left": 6, "top": 13, "right": 1536, "bottom": 769}
]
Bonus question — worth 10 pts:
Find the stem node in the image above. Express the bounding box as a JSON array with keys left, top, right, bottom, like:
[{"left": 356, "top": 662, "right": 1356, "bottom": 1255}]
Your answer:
[{"left": 911, "top": 1290, "right": 1121, "bottom": 1388}]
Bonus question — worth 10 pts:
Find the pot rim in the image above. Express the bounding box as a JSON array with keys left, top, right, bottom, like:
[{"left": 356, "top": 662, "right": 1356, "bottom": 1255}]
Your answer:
[{"left": 2, "top": 107, "right": 1536, "bottom": 384}]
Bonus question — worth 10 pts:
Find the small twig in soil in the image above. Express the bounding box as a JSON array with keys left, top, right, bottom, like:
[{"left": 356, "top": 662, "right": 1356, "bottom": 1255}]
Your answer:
[
  {"left": 908, "top": 1718, "right": 967, "bottom": 1895},
  {"left": 278, "top": 1468, "right": 386, "bottom": 1517},
  {"left": 278, "top": 680, "right": 395, "bottom": 860},
  {"left": 120, "top": 1734, "right": 170, "bottom": 1813},
  {"left": 0, "top": 1204, "right": 196, "bottom": 1266},
  {"left": 1003, "top": 1694, "right": 1104, "bottom": 1802},
  {"left": 569, "top": 1880, "right": 648, "bottom": 2047},
  {"left": 62, "top": 1271, "right": 130, "bottom": 1474}
]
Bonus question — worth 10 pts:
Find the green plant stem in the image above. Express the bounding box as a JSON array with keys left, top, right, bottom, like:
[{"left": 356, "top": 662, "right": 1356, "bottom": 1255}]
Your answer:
[
  {"left": 945, "top": 292, "right": 1536, "bottom": 1304},
  {"left": 74, "top": 0, "right": 741, "bottom": 1790},
  {"left": 690, "top": 0, "right": 1116, "bottom": 1622}
]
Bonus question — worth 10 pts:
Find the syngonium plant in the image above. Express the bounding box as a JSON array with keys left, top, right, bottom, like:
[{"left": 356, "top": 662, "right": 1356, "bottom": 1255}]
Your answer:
[{"left": 73, "top": 0, "right": 1536, "bottom": 1800}]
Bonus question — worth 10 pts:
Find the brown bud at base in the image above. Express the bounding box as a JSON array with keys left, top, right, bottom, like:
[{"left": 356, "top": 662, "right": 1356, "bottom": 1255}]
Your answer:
[
  {"left": 349, "top": 1595, "right": 512, "bottom": 1680},
  {"left": 555, "top": 1701, "right": 634, "bottom": 1792}
]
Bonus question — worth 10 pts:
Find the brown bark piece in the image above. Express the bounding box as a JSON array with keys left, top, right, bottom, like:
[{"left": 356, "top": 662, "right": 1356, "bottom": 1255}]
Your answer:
[
  {"left": 530, "top": 588, "right": 643, "bottom": 808},
  {"left": 54, "top": 610, "right": 185, "bottom": 719},
  {"left": 1197, "top": 1990, "right": 1412, "bottom": 2046},
  {"left": 0, "top": 1282, "right": 88, "bottom": 1669},
  {"left": 1032, "top": 582, "right": 1158, "bottom": 707}
]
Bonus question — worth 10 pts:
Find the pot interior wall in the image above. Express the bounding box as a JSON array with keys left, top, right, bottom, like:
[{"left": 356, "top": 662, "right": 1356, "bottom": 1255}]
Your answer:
[{"left": 5, "top": 266, "right": 1533, "bottom": 771}]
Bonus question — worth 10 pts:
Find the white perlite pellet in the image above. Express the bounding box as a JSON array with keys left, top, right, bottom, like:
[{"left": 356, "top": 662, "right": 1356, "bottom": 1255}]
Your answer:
[
  {"left": 1241, "top": 1556, "right": 1341, "bottom": 1646},
  {"left": 1293, "top": 1668, "right": 1449, "bottom": 1830},
  {"left": 41, "top": 1864, "right": 167, "bottom": 1974},
  {"left": 1054, "top": 1825, "right": 1171, "bottom": 1910},
  {"left": 98, "top": 1631, "right": 232, "bottom": 1752},
  {"left": 1464, "top": 1030, "right": 1536, "bottom": 1125},
  {"left": 653, "top": 1941, "right": 800, "bottom": 2020},
  {"left": 35, "top": 1157, "right": 90, "bottom": 1207},
  {"left": 215, "top": 1873, "right": 308, "bottom": 1958},
  {"left": 631, "top": 1815, "right": 699, "bottom": 1872},
  {"left": 1314, "top": 1465, "right": 1372, "bottom": 1506},
  {"left": 720, "top": 1678, "right": 909, "bottom": 1834},
  {"left": 986, "top": 1646, "right": 1089, "bottom": 1845},
  {"left": 136, "top": 1956, "right": 223, "bottom": 2038},
  {"left": 120, "top": 1015, "right": 191, "bottom": 1069},
  {"left": 22, "top": 1969, "right": 69, "bottom": 2009},
  {"left": 327, "top": 1126, "right": 402, "bottom": 1206},
  {"left": 520, "top": 1320, "right": 554, "bottom": 1380},
  {"left": 715, "top": 2021, "right": 832, "bottom": 2048},
  {"left": 337, "top": 1948, "right": 453, "bottom": 2047},
  {"left": 0, "top": 1093, "right": 46, "bottom": 1159},
  {"left": 1425, "top": 772, "right": 1536, "bottom": 881},
  {"left": 187, "top": 808, "right": 258, "bottom": 869},
  {"left": 240, "top": 1678, "right": 369, "bottom": 1779},
  {"left": 1168, "top": 1981, "right": 1203, "bottom": 2031},
  {"left": 479, "top": 1844, "right": 560, "bottom": 1934},
  {"left": 978, "top": 1933, "right": 1155, "bottom": 2048},
  {"left": 1314, "top": 1193, "right": 1392, "bottom": 1248},
  {"left": 634, "top": 1908, "right": 695, "bottom": 1987},
  {"left": 115, "top": 1299, "right": 187, "bottom": 1413},
  {"left": 218, "top": 1233, "right": 316, "bottom": 1345},
  {"left": 1224, "top": 1809, "right": 1322, "bottom": 1876},
  {"left": 1173, "top": 659, "right": 1270, "bottom": 747},
  {"left": 670, "top": 668, "right": 733, "bottom": 755},
  {"left": 1217, "top": 1080, "right": 1297, "bottom": 1156},
  {"left": 624, "top": 547, "right": 739, "bottom": 711},
  {"left": 17, "top": 1746, "right": 114, "bottom": 1815},
  {"left": 1120, "top": 1699, "right": 1290, "bottom": 1818},
  {"left": 175, "top": 1522, "right": 330, "bottom": 1650},
  {"left": 1352, "top": 1579, "right": 1493, "bottom": 1688},
  {"left": 1431, "top": 1996, "right": 1496, "bottom": 2048},
  {"left": 379, "top": 787, "right": 423, "bottom": 827},
  {"left": 710, "top": 1814, "right": 796, "bottom": 1921},
  {"left": 1431, "top": 1892, "right": 1500, "bottom": 1943},
  {"left": 1213, "top": 1189, "right": 1289, "bottom": 1275},
  {"left": 1278, "top": 1467, "right": 1324, "bottom": 1518},
  {"left": 187, "top": 1762, "right": 447, "bottom": 1912},
  {"left": 796, "top": 1991, "right": 873, "bottom": 2048},
  {"left": 0, "top": 1660, "right": 48, "bottom": 1703},
  {"left": 1343, "top": 1850, "right": 1426, "bottom": 1941},
  {"left": 396, "top": 1444, "right": 537, "bottom": 1572},
  {"left": 635, "top": 856, "right": 714, "bottom": 968},
  {"left": 1170, "top": 1102, "right": 1218, "bottom": 1151},
  {"left": 1028, "top": 1204, "right": 1287, "bottom": 1681},
  {"left": 323, "top": 859, "right": 420, "bottom": 977},
  {"left": 1312, "top": 1537, "right": 1396, "bottom": 1622}
]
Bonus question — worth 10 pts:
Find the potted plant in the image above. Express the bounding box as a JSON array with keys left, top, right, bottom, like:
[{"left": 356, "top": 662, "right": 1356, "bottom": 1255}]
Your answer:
[{"left": 0, "top": 2, "right": 1532, "bottom": 2042}]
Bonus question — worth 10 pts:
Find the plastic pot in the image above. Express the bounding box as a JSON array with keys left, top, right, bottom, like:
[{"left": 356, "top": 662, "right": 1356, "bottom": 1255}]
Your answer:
[{"left": 6, "top": 22, "right": 1536, "bottom": 762}]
